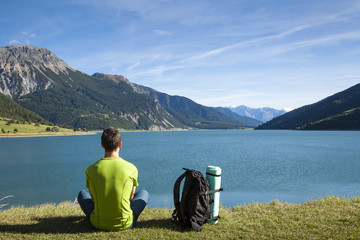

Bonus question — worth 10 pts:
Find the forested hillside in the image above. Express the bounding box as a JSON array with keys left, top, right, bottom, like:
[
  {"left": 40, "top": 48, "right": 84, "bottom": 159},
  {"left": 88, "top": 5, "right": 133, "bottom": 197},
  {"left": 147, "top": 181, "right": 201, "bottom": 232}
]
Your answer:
[
  {"left": 297, "top": 107, "right": 360, "bottom": 130},
  {"left": 0, "top": 92, "right": 47, "bottom": 124},
  {"left": 256, "top": 83, "right": 360, "bottom": 130}
]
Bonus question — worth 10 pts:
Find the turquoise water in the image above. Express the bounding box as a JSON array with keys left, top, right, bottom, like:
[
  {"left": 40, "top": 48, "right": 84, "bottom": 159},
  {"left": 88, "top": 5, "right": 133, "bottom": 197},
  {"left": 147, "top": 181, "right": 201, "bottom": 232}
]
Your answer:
[{"left": 0, "top": 130, "right": 360, "bottom": 209}]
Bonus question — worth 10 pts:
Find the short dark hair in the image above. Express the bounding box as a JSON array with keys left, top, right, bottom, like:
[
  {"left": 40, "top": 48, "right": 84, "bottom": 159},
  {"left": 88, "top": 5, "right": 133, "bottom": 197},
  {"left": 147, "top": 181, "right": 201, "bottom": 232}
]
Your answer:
[{"left": 101, "top": 128, "right": 121, "bottom": 152}]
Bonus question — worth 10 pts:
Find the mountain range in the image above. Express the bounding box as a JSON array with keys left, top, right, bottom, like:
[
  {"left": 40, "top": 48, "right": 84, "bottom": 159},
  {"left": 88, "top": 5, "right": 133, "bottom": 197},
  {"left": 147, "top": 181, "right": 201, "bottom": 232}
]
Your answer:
[
  {"left": 2, "top": 46, "right": 358, "bottom": 131},
  {"left": 227, "top": 105, "right": 286, "bottom": 123},
  {"left": 0, "top": 46, "right": 261, "bottom": 130},
  {"left": 256, "top": 83, "right": 360, "bottom": 130}
]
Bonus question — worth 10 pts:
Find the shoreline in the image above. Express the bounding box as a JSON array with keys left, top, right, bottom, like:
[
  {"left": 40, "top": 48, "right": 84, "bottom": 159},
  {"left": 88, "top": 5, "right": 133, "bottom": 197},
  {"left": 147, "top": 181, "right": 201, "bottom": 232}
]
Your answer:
[
  {"left": 0, "top": 131, "right": 97, "bottom": 138},
  {"left": 0, "top": 128, "right": 254, "bottom": 138}
]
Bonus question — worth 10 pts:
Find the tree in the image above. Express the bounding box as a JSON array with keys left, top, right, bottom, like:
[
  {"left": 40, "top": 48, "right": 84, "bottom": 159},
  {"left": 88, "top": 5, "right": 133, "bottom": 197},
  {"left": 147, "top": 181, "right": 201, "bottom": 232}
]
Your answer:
[{"left": 53, "top": 126, "right": 60, "bottom": 132}]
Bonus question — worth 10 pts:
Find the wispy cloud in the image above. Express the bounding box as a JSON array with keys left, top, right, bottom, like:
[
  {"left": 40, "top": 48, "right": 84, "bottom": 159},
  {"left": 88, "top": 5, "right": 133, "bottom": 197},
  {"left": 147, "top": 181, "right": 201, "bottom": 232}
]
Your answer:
[
  {"left": 22, "top": 31, "right": 36, "bottom": 38},
  {"left": 181, "top": 25, "right": 311, "bottom": 63},
  {"left": 180, "top": 3, "right": 360, "bottom": 64},
  {"left": 7, "top": 30, "right": 37, "bottom": 46},
  {"left": 230, "top": 30, "right": 360, "bottom": 63},
  {"left": 126, "top": 62, "right": 141, "bottom": 71},
  {"left": 8, "top": 40, "right": 21, "bottom": 45},
  {"left": 153, "top": 29, "right": 172, "bottom": 36}
]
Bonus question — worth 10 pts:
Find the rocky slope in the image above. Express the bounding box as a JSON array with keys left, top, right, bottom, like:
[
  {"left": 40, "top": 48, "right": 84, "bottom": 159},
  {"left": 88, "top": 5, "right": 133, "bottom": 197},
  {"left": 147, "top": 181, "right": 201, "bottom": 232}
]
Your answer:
[{"left": 0, "top": 46, "right": 74, "bottom": 98}]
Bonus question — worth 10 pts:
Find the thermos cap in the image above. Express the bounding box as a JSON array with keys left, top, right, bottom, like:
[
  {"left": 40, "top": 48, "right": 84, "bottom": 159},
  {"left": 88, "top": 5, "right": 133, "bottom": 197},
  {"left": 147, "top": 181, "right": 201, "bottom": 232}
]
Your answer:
[{"left": 206, "top": 166, "right": 222, "bottom": 175}]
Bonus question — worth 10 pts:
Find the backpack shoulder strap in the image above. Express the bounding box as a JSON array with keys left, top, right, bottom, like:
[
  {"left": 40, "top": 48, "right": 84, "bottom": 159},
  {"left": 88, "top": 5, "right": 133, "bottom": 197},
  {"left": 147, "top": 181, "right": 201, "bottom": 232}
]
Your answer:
[{"left": 173, "top": 169, "right": 188, "bottom": 211}]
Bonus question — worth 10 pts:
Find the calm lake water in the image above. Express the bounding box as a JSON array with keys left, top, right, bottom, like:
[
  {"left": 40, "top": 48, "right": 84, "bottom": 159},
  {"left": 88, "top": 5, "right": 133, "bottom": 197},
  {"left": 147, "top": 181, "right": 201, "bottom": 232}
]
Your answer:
[{"left": 1, "top": 130, "right": 360, "bottom": 209}]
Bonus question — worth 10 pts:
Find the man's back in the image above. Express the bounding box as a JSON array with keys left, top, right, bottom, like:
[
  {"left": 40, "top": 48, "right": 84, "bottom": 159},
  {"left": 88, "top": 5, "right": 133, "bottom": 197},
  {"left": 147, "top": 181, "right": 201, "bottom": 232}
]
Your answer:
[{"left": 86, "top": 157, "right": 138, "bottom": 230}]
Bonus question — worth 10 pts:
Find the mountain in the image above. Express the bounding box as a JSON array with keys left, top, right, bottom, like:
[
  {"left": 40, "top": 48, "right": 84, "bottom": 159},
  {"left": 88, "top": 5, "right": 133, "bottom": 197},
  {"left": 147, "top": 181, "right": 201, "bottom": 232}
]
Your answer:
[
  {"left": 297, "top": 107, "right": 360, "bottom": 130},
  {"left": 92, "top": 73, "right": 252, "bottom": 129},
  {"left": 256, "top": 83, "right": 360, "bottom": 130},
  {"left": 0, "top": 46, "right": 184, "bottom": 130},
  {"left": 214, "top": 107, "right": 263, "bottom": 127},
  {"left": 0, "top": 46, "right": 73, "bottom": 98},
  {"left": 0, "top": 46, "right": 250, "bottom": 130},
  {"left": 228, "top": 105, "right": 286, "bottom": 123},
  {"left": 0, "top": 92, "right": 48, "bottom": 123}
]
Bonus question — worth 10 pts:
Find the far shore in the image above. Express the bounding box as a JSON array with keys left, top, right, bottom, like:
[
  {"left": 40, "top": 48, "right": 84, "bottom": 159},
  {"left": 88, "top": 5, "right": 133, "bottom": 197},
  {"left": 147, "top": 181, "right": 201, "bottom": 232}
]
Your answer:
[
  {"left": 0, "top": 131, "right": 97, "bottom": 138},
  {"left": 0, "top": 128, "right": 254, "bottom": 138}
]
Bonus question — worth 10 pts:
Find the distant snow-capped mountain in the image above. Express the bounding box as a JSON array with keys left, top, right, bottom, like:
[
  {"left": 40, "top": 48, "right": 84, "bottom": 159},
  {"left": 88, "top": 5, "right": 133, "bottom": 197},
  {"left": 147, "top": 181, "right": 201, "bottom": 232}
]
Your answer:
[{"left": 228, "top": 105, "right": 287, "bottom": 123}]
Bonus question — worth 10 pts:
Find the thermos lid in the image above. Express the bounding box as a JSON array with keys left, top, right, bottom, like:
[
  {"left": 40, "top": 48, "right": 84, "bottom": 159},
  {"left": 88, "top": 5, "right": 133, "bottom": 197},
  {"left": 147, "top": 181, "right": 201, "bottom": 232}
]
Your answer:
[{"left": 206, "top": 166, "right": 221, "bottom": 176}]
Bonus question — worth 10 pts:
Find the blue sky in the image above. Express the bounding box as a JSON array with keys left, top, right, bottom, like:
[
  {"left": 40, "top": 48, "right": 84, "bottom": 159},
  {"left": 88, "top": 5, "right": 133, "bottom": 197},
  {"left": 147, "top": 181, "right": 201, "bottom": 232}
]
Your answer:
[{"left": 1, "top": 0, "right": 360, "bottom": 110}]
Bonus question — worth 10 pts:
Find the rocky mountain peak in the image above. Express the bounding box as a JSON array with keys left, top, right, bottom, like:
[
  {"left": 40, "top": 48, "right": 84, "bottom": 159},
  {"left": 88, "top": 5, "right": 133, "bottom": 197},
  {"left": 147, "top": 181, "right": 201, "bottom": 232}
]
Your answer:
[
  {"left": 92, "top": 72, "right": 147, "bottom": 94},
  {"left": 0, "top": 46, "right": 74, "bottom": 74},
  {"left": 0, "top": 46, "right": 75, "bottom": 98},
  {"left": 92, "top": 72, "right": 130, "bottom": 84}
]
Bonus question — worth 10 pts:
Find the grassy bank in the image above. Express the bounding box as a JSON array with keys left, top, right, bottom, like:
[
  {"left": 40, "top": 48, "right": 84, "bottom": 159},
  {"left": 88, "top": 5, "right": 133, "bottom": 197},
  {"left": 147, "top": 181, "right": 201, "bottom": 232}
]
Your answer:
[
  {"left": 0, "top": 196, "right": 359, "bottom": 239},
  {"left": 0, "top": 119, "right": 70, "bottom": 133},
  {"left": 0, "top": 119, "right": 94, "bottom": 137}
]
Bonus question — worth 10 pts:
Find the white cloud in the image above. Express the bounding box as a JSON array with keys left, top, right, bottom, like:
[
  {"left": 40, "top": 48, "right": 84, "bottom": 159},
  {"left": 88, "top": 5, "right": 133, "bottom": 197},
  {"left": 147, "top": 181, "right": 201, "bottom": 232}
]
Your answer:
[
  {"left": 8, "top": 40, "right": 21, "bottom": 45},
  {"left": 230, "top": 31, "right": 360, "bottom": 63},
  {"left": 7, "top": 31, "right": 37, "bottom": 46},
  {"left": 181, "top": 5, "right": 360, "bottom": 64},
  {"left": 153, "top": 29, "right": 172, "bottom": 36},
  {"left": 126, "top": 62, "right": 141, "bottom": 71},
  {"left": 22, "top": 31, "right": 36, "bottom": 38}
]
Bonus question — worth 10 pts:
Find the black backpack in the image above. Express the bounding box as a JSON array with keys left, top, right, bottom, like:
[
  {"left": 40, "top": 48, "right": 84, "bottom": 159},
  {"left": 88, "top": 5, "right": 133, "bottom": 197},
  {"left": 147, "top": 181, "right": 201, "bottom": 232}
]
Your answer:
[{"left": 172, "top": 168, "right": 223, "bottom": 232}]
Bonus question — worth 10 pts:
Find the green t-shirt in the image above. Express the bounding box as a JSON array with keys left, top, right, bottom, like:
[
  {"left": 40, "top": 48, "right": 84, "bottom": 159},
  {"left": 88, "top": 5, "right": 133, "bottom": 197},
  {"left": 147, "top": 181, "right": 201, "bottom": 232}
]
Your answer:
[{"left": 85, "top": 157, "right": 138, "bottom": 230}]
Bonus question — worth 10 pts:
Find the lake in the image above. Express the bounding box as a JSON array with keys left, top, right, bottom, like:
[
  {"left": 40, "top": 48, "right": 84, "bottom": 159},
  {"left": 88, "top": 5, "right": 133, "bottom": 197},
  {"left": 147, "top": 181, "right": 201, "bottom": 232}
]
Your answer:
[{"left": 1, "top": 130, "right": 360, "bottom": 209}]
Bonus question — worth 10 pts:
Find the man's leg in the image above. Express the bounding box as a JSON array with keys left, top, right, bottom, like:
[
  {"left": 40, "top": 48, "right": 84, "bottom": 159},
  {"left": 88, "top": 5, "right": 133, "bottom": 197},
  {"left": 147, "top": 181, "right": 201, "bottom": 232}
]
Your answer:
[
  {"left": 77, "top": 189, "right": 94, "bottom": 220},
  {"left": 130, "top": 190, "right": 150, "bottom": 227}
]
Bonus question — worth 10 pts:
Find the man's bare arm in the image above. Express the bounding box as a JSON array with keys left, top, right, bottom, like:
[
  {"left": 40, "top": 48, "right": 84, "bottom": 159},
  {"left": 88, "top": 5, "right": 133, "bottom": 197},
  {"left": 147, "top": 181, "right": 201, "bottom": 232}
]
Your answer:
[
  {"left": 89, "top": 189, "right": 94, "bottom": 202},
  {"left": 130, "top": 186, "right": 136, "bottom": 201}
]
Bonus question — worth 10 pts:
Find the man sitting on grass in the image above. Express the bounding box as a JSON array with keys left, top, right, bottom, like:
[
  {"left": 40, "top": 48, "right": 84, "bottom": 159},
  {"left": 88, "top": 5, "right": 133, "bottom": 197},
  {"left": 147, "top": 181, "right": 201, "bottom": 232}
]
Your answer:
[{"left": 78, "top": 127, "right": 149, "bottom": 230}]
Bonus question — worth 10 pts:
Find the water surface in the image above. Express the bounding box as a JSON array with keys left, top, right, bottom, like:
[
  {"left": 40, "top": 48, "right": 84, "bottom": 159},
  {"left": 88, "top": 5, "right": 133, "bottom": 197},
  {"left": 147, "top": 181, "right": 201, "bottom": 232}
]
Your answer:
[{"left": 0, "top": 130, "right": 359, "bottom": 209}]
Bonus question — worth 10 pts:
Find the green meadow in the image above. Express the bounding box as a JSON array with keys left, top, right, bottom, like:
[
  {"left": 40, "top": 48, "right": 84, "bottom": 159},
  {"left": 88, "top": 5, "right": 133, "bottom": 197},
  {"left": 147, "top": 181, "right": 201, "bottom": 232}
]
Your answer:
[
  {"left": 0, "top": 196, "right": 359, "bottom": 239},
  {"left": 0, "top": 119, "right": 76, "bottom": 134}
]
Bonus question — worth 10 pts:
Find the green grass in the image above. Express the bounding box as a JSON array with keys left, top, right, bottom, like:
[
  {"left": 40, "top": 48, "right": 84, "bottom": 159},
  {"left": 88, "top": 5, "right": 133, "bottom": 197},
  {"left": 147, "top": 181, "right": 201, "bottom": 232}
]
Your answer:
[
  {"left": 0, "top": 120, "right": 72, "bottom": 134},
  {"left": 0, "top": 196, "right": 359, "bottom": 239}
]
